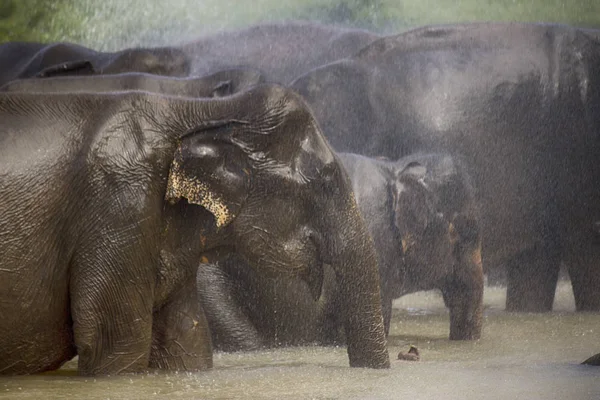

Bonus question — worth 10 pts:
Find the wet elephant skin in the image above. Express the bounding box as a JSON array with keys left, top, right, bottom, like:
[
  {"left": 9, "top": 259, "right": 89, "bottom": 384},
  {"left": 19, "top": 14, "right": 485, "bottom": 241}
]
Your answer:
[
  {"left": 197, "top": 152, "right": 483, "bottom": 350},
  {"left": 0, "top": 84, "right": 389, "bottom": 375}
]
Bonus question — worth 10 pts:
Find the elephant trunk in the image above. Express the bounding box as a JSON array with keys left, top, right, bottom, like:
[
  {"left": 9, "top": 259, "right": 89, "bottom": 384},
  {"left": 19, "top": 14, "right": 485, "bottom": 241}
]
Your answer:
[{"left": 327, "top": 197, "right": 390, "bottom": 369}]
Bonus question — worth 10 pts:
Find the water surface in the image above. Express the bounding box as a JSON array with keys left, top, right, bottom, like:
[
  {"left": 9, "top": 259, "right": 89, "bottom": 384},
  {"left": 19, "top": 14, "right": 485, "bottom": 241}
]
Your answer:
[{"left": 2, "top": 282, "right": 599, "bottom": 399}]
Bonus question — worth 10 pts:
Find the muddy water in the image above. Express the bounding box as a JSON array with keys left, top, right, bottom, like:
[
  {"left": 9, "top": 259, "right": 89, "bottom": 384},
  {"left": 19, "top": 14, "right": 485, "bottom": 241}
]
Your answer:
[{"left": 2, "top": 281, "right": 599, "bottom": 399}]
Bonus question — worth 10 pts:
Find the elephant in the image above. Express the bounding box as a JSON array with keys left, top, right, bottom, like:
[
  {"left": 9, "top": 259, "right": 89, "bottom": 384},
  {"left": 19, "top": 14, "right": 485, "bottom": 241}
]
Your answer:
[
  {"left": 0, "top": 84, "right": 390, "bottom": 375},
  {"left": 0, "top": 41, "right": 191, "bottom": 87},
  {"left": 197, "top": 151, "right": 483, "bottom": 351},
  {"left": 0, "top": 68, "right": 264, "bottom": 98},
  {"left": 180, "top": 20, "right": 380, "bottom": 84},
  {"left": 339, "top": 152, "right": 483, "bottom": 339},
  {"left": 291, "top": 22, "right": 600, "bottom": 312}
]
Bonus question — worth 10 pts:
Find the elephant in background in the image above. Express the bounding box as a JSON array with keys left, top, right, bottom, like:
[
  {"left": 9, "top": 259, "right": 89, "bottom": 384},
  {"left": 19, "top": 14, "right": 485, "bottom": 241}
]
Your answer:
[
  {"left": 291, "top": 22, "right": 600, "bottom": 312},
  {"left": 198, "top": 151, "right": 483, "bottom": 351},
  {"left": 339, "top": 152, "right": 483, "bottom": 340},
  {"left": 0, "top": 41, "right": 190, "bottom": 87},
  {"left": 0, "top": 83, "right": 389, "bottom": 375},
  {"left": 0, "top": 68, "right": 264, "bottom": 98},
  {"left": 181, "top": 20, "right": 380, "bottom": 84}
]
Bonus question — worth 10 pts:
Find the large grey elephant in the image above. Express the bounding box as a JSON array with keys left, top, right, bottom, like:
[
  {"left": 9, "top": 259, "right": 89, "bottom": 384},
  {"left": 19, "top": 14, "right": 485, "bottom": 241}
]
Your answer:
[
  {"left": 0, "top": 68, "right": 264, "bottom": 97},
  {"left": 291, "top": 22, "right": 600, "bottom": 312},
  {"left": 0, "top": 84, "right": 389, "bottom": 375},
  {"left": 0, "top": 41, "right": 190, "bottom": 87},
  {"left": 197, "top": 151, "right": 483, "bottom": 351},
  {"left": 180, "top": 20, "right": 380, "bottom": 83}
]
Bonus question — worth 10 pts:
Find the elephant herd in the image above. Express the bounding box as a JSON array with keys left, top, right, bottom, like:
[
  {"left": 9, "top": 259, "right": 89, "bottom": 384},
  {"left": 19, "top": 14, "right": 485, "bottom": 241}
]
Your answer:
[{"left": 0, "top": 20, "right": 599, "bottom": 375}]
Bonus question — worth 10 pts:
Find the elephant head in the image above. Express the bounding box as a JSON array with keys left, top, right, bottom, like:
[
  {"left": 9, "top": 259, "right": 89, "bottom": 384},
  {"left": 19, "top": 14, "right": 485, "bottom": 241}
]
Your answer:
[
  {"left": 390, "top": 161, "right": 440, "bottom": 256},
  {"left": 162, "top": 85, "right": 390, "bottom": 369},
  {"left": 390, "top": 155, "right": 480, "bottom": 261}
]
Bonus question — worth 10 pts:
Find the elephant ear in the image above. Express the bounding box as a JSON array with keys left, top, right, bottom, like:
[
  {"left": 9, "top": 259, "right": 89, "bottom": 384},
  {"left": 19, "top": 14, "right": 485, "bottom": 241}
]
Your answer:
[
  {"left": 391, "top": 162, "right": 433, "bottom": 252},
  {"left": 165, "top": 125, "right": 252, "bottom": 228}
]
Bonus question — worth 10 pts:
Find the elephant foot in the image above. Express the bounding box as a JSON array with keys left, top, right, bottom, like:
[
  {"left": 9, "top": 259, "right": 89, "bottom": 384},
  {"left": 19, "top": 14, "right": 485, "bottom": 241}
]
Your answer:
[{"left": 397, "top": 345, "right": 420, "bottom": 361}]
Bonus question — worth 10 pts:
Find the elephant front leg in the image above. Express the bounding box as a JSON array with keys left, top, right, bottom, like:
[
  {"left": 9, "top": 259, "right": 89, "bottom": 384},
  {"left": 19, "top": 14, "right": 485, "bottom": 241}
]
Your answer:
[
  {"left": 442, "top": 243, "right": 484, "bottom": 340},
  {"left": 150, "top": 278, "right": 213, "bottom": 371},
  {"left": 70, "top": 247, "right": 156, "bottom": 375}
]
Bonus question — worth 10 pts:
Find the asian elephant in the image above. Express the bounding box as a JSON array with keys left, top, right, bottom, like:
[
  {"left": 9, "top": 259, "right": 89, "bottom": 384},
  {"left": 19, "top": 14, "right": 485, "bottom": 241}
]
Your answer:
[
  {"left": 181, "top": 20, "right": 380, "bottom": 84},
  {"left": 339, "top": 152, "right": 483, "bottom": 339},
  {"left": 197, "top": 151, "right": 483, "bottom": 351},
  {"left": 291, "top": 22, "right": 600, "bottom": 312},
  {"left": 0, "top": 41, "right": 190, "bottom": 87},
  {"left": 0, "top": 84, "right": 389, "bottom": 375},
  {"left": 0, "top": 68, "right": 264, "bottom": 98}
]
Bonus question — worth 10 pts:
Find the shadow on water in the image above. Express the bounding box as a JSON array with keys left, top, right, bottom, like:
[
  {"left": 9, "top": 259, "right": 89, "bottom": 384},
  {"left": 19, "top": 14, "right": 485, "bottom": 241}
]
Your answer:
[{"left": 2, "top": 282, "right": 599, "bottom": 400}]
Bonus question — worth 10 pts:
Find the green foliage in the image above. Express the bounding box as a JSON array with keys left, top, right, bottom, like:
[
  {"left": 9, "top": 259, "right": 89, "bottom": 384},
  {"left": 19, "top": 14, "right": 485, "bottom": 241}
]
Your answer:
[
  {"left": 297, "top": 0, "right": 600, "bottom": 32},
  {"left": 1, "top": 0, "right": 599, "bottom": 49},
  {"left": 0, "top": 0, "right": 84, "bottom": 43},
  {"left": 378, "top": 0, "right": 600, "bottom": 32}
]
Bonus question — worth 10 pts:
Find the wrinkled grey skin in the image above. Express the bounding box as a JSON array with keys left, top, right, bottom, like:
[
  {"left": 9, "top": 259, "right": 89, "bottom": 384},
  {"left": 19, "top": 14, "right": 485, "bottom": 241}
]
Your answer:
[
  {"left": 0, "top": 68, "right": 264, "bottom": 98},
  {"left": 291, "top": 22, "right": 600, "bottom": 312},
  {"left": 0, "top": 84, "right": 389, "bottom": 375},
  {"left": 197, "top": 152, "right": 483, "bottom": 350},
  {"left": 0, "top": 41, "right": 190, "bottom": 87},
  {"left": 181, "top": 20, "right": 380, "bottom": 84}
]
